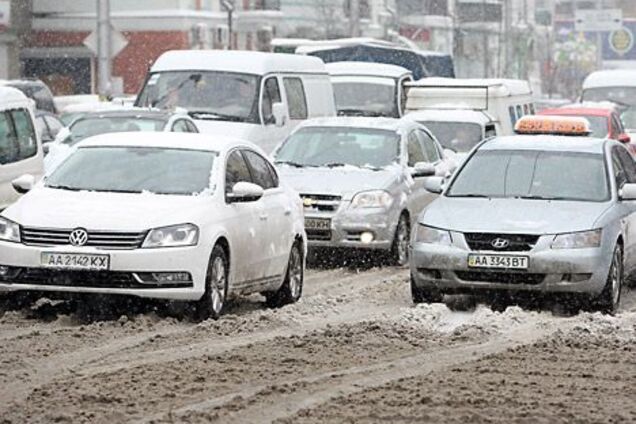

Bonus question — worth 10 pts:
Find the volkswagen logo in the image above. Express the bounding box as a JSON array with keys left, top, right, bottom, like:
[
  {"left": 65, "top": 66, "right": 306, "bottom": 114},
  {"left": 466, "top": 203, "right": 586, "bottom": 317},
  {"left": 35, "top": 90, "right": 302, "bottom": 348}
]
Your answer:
[
  {"left": 491, "top": 238, "right": 510, "bottom": 249},
  {"left": 69, "top": 228, "right": 89, "bottom": 247}
]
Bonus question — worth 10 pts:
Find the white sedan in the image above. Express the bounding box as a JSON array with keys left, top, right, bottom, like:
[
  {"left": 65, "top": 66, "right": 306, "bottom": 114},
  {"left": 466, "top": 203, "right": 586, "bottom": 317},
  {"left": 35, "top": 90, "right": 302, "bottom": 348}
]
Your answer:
[{"left": 0, "top": 132, "right": 306, "bottom": 319}]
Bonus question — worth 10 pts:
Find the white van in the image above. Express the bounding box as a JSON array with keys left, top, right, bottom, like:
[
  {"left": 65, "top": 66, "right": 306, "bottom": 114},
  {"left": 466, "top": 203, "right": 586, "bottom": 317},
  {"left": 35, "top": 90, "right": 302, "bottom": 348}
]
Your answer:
[
  {"left": 0, "top": 87, "right": 44, "bottom": 210},
  {"left": 326, "top": 62, "right": 413, "bottom": 118},
  {"left": 135, "top": 50, "right": 336, "bottom": 153},
  {"left": 405, "top": 78, "right": 534, "bottom": 155},
  {"left": 581, "top": 70, "right": 636, "bottom": 134}
]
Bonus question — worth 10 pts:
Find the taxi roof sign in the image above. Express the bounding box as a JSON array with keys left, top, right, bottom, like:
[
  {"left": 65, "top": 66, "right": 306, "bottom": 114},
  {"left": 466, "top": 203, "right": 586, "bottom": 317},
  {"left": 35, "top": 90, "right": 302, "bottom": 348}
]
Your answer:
[{"left": 514, "top": 115, "right": 592, "bottom": 136}]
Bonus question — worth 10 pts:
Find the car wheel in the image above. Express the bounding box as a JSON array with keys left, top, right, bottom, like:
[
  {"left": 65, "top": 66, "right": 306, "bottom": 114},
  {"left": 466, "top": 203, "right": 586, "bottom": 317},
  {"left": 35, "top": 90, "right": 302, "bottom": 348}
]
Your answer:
[
  {"left": 410, "top": 275, "right": 443, "bottom": 304},
  {"left": 194, "top": 245, "right": 228, "bottom": 321},
  {"left": 595, "top": 244, "right": 623, "bottom": 315},
  {"left": 390, "top": 214, "right": 410, "bottom": 266},
  {"left": 266, "top": 241, "right": 303, "bottom": 308}
]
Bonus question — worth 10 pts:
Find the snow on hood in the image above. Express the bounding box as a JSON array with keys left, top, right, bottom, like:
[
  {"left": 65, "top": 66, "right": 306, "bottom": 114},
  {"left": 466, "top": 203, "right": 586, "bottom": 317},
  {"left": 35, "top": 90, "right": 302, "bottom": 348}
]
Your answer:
[
  {"left": 3, "top": 187, "right": 211, "bottom": 231},
  {"left": 278, "top": 165, "right": 399, "bottom": 199},
  {"left": 420, "top": 197, "right": 611, "bottom": 234}
]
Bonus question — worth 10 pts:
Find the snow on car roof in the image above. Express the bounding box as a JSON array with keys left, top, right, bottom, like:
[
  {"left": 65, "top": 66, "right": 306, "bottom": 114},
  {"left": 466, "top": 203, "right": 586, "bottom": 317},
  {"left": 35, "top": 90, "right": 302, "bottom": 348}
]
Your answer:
[
  {"left": 76, "top": 131, "right": 250, "bottom": 153},
  {"left": 0, "top": 86, "right": 30, "bottom": 104},
  {"left": 481, "top": 135, "right": 608, "bottom": 154},
  {"left": 407, "top": 77, "right": 532, "bottom": 95},
  {"left": 405, "top": 109, "right": 493, "bottom": 124},
  {"left": 583, "top": 70, "right": 636, "bottom": 89},
  {"left": 295, "top": 116, "right": 417, "bottom": 133},
  {"left": 326, "top": 62, "right": 411, "bottom": 78},
  {"left": 151, "top": 50, "right": 328, "bottom": 75}
]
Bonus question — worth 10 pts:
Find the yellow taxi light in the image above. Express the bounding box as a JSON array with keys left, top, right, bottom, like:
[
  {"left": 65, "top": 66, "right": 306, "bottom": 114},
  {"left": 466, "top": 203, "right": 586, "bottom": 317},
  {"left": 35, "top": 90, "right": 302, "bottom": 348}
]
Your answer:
[{"left": 514, "top": 115, "right": 592, "bottom": 136}]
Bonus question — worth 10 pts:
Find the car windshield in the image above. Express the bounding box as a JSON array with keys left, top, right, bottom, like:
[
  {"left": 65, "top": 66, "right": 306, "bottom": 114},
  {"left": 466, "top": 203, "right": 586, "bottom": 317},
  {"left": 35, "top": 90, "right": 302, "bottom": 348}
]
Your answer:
[
  {"left": 136, "top": 71, "right": 260, "bottom": 123},
  {"left": 67, "top": 117, "right": 166, "bottom": 145},
  {"left": 447, "top": 149, "right": 609, "bottom": 202},
  {"left": 46, "top": 146, "right": 216, "bottom": 195},
  {"left": 582, "top": 87, "right": 636, "bottom": 128},
  {"left": 419, "top": 121, "right": 483, "bottom": 152},
  {"left": 332, "top": 80, "right": 396, "bottom": 117},
  {"left": 566, "top": 115, "right": 608, "bottom": 138},
  {"left": 276, "top": 127, "right": 400, "bottom": 169}
]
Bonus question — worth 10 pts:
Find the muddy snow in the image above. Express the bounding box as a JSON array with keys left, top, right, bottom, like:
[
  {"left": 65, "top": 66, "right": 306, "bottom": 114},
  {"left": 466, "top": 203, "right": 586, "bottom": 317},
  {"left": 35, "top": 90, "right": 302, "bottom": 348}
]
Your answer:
[{"left": 0, "top": 266, "right": 634, "bottom": 423}]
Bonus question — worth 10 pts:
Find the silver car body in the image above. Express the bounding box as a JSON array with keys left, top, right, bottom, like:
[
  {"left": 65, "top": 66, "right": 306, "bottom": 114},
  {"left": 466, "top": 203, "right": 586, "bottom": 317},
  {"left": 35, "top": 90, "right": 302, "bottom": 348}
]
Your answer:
[
  {"left": 274, "top": 117, "right": 455, "bottom": 250},
  {"left": 410, "top": 135, "right": 636, "bottom": 297}
]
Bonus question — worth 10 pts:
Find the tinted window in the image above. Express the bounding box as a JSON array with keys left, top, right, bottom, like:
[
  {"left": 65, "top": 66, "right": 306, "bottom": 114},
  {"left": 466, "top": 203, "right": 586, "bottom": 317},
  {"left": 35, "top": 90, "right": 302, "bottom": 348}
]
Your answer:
[
  {"left": 0, "top": 112, "right": 18, "bottom": 164},
  {"left": 615, "top": 147, "right": 636, "bottom": 184},
  {"left": 243, "top": 150, "right": 275, "bottom": 189},
  {"left": 485, "top": 124, "right": 497, "bottom": 138},
  {"left": 283, "top": 77, "right": 308, "bottom": 120},
  {"left": 225, "top": 150, "right": 252, "bottom": 193},
  {"left": 11, "top": 109, "right": 37, "bottom": 160},
  {"left": 262, "top": 77, "right": 282, "bottom": 124},
  {"left": 448, "top": 149, "right": 609, "bottom": 202},
  {"left": 407, "top": 132, "right": 426, "bottom": 166}
]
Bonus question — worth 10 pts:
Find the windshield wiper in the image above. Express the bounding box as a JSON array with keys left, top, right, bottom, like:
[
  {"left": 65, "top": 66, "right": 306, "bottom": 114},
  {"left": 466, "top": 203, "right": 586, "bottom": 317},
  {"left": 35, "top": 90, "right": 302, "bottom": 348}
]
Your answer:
[
  {"left": 188, "top": 111, "right": 246, "bottom": 122},
  {"left": 337, "top": 109, "right": 385, "bottom": 117},
  {"left": 275, "top": 160, "right": 307, "bottom": 168},
  {"left": 46, "top": 184, "right": 81, "bottom": 191},
  {"left": 448, "top": 194, "right": 491, "bottom": 198},
  {"left": 322, "top": 162, "right": 347, "bottom": 168},
  {"left": 516, "top": 195, "right": 569, "bottom": 201}
]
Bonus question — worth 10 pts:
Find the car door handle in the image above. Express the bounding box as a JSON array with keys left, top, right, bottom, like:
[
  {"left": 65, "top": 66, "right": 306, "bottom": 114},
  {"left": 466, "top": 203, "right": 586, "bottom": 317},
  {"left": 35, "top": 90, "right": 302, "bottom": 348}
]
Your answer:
[{"left": 259, "top": 214, "right": 268, "bottom": 221}]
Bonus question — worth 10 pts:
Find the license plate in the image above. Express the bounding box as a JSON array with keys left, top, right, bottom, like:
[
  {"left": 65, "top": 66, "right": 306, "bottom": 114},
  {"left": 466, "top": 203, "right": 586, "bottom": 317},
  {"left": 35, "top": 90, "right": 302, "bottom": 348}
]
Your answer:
[
  {"left": 305, "top": 218, "right": 331, "bottom": 230},
  {"left": 467, "top": 254, "right": 528, "bottom": 270},
  {"left": 41, "top": 253, "right": 110, "bottom": 271}
]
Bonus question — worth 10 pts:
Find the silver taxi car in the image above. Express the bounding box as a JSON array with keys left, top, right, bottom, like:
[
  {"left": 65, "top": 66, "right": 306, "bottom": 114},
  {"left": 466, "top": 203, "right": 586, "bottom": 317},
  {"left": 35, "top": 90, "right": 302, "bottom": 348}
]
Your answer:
[
  {"left": 274, "top": 117, "right": 455, "bottom": 265},
  {"left": 410, "top": 116, "right": 636, "bottom": 313}
]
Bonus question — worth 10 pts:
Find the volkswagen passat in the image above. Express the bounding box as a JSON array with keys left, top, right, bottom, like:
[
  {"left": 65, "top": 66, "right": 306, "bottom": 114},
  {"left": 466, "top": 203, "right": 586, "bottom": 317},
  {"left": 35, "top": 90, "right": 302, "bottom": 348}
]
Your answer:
[
  {"left": 274, "top": 117, "right": 455, "bottom": 265},
  {"left": 411, "top": 117, "right": 636, "bottom": 313},
  {"left": 0, "top": 132, "right": 306, "bottom": 319}
]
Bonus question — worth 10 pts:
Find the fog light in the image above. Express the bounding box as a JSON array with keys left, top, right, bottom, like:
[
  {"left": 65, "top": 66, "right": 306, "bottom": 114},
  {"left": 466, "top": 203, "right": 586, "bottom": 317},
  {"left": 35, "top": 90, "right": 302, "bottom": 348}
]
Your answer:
[
  {"left": 135, "top": 272, "right": 192, "bottom": 284},
  {"left": 0, "top": 266, "right": 9, "bottom": 277},
  {"left": 360, "top": 231, "right": 374, "bottom": 244}
]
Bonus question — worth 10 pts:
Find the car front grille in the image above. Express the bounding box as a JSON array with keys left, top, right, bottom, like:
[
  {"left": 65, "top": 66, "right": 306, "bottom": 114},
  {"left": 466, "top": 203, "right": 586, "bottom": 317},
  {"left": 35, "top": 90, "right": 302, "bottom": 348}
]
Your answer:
[
  {"left": 464, "top": 233, "right": 540, "bottom": 252},
  {"left": 3, "top": 268, "right": 192, "bottom": 289},
  {"left": 21, "top": 227, "right": 147, "bottom": 250},
  {"left": 306, "top": 229, "right": 332, "bottom": 241},
  {"left": 455, "top": 271, "right": 545, "bottom": 285},
  {"left": 300, "top": 194, "right": 342, "bottom": 212}
]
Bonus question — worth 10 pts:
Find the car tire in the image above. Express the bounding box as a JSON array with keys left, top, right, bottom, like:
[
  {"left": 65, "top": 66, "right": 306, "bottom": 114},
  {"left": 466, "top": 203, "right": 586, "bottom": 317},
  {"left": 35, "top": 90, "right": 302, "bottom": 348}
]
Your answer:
[
  {"left": 390, "top": 214, "right": 410, "bottom": 267},
  {"left": 194, "top": 245, "right": 229, "bottom": 321},
  {"left": 595, "top": 244, "right": 623, "bottom": 315},
  {"left": 410, "top": 275, "right": 443, "bottom": 304},
  {"left": 266, "top": 241, "right": 303, "bottom": 308}
]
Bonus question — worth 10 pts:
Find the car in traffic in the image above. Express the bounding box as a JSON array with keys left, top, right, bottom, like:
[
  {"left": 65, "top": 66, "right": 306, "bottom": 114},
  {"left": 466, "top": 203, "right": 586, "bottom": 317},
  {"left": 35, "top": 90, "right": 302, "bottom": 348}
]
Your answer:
[
  {"left": 0, "top": 79, "right": 57, "bottom": 114},
  {"left": 0, "top": 132, "right": 306, "bottom": 319},
  {"left": 410, "top": 116, "right": 635, "bottom": 314},
  {"left": 273, "top": 117, "right": 455, "bottom": 265},
  {"left": 44, "top": 108, "right": 199, "bottom": 173},
  {"left": 34, "top": 110, "right": 64, "bottom": 144}
]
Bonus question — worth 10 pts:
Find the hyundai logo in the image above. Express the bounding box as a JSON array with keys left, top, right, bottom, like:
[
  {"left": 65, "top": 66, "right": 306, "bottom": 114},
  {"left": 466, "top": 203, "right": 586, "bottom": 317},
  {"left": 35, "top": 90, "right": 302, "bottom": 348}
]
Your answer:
[
  {"left": 69, "top": 228, "right": 89, "bottom": 247},
  {"left": 491, "top": 238, "right": 510, "bottom": 249}
]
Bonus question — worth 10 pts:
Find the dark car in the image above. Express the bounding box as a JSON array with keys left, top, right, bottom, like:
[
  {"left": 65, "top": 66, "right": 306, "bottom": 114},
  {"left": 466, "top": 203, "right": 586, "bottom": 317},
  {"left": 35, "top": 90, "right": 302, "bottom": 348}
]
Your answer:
[{"left": 3, "top": 80, "right": 57, "bottom": 114}]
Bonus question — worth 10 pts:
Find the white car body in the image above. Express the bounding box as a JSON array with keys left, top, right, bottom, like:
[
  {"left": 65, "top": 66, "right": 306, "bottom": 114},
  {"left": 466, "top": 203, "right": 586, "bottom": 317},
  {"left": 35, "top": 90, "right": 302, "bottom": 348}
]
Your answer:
[{"left": 0, "top": 132, "right": 306, "bottom": 305}]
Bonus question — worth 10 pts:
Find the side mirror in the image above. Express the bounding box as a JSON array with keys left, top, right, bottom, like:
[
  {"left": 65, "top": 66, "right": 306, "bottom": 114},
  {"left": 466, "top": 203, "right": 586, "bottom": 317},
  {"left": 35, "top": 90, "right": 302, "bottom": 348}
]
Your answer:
[
  {"left": 227, "top": 181, "right": 264, "bottom": 203},
  {"left": 12, "top": 174, "right": 36, "bottom": 194},
  {"left": 424, "top": 176, "right": 444, "bottom": 194},
  {"left": 619, "top": 183, "right": 636, "bottom": 201},
  {"left": 272, "top": 102, "right": 286, "bottom": 127},
  {"left": 411, "top": 162, "right": 436, "bottom": 178},
  {"left": 618, "top": 133, "right": 631, "bottom": 144}
]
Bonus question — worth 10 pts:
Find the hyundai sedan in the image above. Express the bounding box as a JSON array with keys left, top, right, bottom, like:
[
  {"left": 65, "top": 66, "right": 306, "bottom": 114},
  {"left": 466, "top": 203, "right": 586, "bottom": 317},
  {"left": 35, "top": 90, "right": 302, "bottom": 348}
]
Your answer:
[{"left": 0, "top": 132, "right": 305, "bottom": 319}]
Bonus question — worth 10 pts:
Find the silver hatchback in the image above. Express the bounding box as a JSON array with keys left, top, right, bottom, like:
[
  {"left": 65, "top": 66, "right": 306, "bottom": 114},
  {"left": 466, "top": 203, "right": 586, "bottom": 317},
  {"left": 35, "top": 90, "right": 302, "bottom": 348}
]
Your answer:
[
  {"left": 410, "top": 134, "right": 636, "bottom": 313},
  {"left": 274, "top": 117, "right": 456, "bottom": 265}
]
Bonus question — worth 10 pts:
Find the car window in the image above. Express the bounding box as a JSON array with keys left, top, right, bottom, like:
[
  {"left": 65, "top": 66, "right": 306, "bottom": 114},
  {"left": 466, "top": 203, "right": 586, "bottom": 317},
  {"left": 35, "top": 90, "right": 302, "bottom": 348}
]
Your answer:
[
  {"left": 613, "top": 114, "right": 625, "bottom": 134},
  {"left": 524, "top": 104, "right": 529, "bottom": 115},
  {"left": 509, "top": 106, "right": 517, "bottom": 126},
  {"left": 516, "top": 105, "right": 523, "bottom": 119},
  {"left": 399, "top": 78, "right": 410, "bottom": 116},
  {"left": 407, "top": 131, "right": 426, "bottom": 166},
  {"left": 185, "top": 120, "right": 198, "bottom": 133},
  {"left": 243, "top": 150, "right": 276, "bottom": 190},
  {"left": 283, "top": 77, "right": 308, "bottom": 120},
  {"left": 611, "top": 148, "right": 627, "bottom": 189},
  {"left": 225, "top": 150, "right": 252, "bottom": 194},
  {"left": 10, "top": 109, "right": 37, "bottom": 161},
  {"left": 0, "top": 111, "right": 19, "bottom": 164},
  {"left": 262, "top": 77, "right": 282, "bottom": 124},
  {"left": 44, "top": 115, "right": 63, "bottom": 135},
  {"left": 485, "top": 124, "right": 497, "bottom": 138},
  {"left": 171, "top": 120, "right": 189, "bottom": 132},
  {"left": 529, "top": 103, "right": 535, "bottom": 114},
  {"left": 418, "top": 130, "right": 441, "bottom": 162},
  {"left": 35, "top": 116, "right": 51, "bottom": 142},
  {"left": 616, "top": 147, "right": 636, "bottom": 183}
]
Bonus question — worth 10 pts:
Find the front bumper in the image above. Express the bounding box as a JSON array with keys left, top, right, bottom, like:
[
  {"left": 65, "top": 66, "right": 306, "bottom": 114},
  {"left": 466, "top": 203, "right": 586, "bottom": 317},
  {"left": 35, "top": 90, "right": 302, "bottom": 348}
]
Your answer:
[
  {"left": 305, "top": 208, "right": 396, "bottom": 250},
  {"left": 0, "top": 241, "right": 210, "bottom": 301},
  {"left": 409, "top": 233, "right": 612, "bottom": 297}
]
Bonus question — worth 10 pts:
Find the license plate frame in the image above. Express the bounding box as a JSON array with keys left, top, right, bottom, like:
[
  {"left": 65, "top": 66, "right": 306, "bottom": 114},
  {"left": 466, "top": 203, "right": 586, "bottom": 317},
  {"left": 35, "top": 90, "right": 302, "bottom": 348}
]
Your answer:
[
  {"left": 304, "top": 218, "right": 331, "bottom": 231},
  {"left": 40, "top": 252, "right": 111, "bottom": 271},
  {"left": 467, "top": 254, "right": 529, "bottom": 270}
]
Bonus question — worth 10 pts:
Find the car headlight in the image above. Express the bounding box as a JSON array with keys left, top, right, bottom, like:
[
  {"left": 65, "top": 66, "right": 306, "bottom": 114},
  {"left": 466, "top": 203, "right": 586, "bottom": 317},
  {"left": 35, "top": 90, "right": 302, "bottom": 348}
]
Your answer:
[
  {"left": 350, "top": 190, "right": 393, "bottom": 209},
  {"left": 414, "top": 225, "right": 452, "bottom": 245},
  {"left": 551, "top": 229, "right": 602, "bottom": 249},
  {"left": 0, "top": 216, "right": 20, "bottom": 243},
  {"left": 142, "top": 224, "right": 199, "bottom": 248}
]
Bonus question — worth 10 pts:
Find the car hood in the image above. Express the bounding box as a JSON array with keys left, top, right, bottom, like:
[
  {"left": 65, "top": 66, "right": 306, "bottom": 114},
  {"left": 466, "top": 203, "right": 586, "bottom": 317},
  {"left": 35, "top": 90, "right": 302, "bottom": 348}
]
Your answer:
[
  {"left": 421, "top": 197, "right": 612, "bottom": 234},
  {"left": 3, "top": 187, "right": 210, "bottom": 231},
  {"left": 278, "top": 166, "right": 399, "bottom": 199}
]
